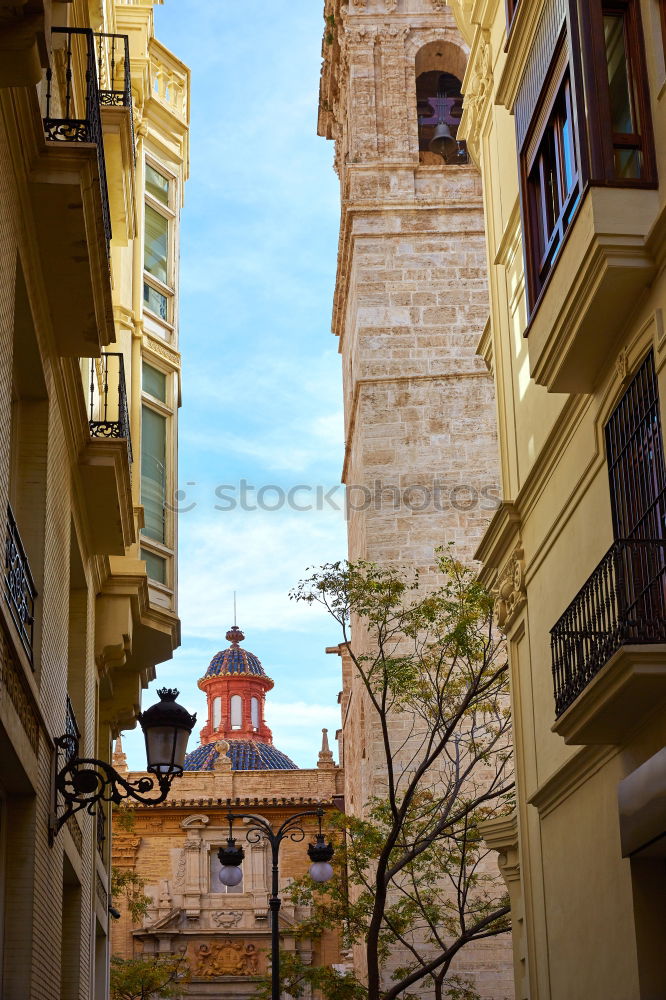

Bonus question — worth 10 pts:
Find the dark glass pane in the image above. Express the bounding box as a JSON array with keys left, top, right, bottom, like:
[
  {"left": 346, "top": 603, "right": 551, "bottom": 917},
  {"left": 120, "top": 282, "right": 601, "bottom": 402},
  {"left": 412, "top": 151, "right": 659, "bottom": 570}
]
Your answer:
[
  {"left": 561, "top": 107, "right": 574, "bottom": 193},
  {"left": 143, "top": 281, "right": 168, "bottom": 320},
  {"left": 141, "top": 548, "right": 166, "bottom": 584},
  {"left": 613, "top": 147, "right": 642, "bottom": 179},
  {"left": 142, "top": 362, "right": 167, "bottom": 402},
  {"left": 141, "top": 405, "right": 166, "bottom": 543},
  {"left": 604, "top": 13, "right": 639, "bottom": 136},
  {"left": 144, "top": 204, "right": 168, "bottom": 283},
  {"left": 146, "top": 164, "right": 169, "bottom": 206}
]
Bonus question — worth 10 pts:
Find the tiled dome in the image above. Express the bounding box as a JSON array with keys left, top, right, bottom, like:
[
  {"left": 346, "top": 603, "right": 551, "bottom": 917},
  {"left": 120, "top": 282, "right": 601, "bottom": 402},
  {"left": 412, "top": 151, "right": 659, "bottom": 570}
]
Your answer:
[
  {"left": 183, "top": 739, "right": 298, "bottom": 771},
  {"left": 204, "top": 626, "right": 265, "bottom": 678}
]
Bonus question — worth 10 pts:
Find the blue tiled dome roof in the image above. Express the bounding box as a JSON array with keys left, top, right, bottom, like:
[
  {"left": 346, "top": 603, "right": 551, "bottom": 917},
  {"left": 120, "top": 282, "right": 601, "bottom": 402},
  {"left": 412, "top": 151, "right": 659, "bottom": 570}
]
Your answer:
[
  {"left": 184, "top": 740, "right": 298, "bottom": 771},
  {"left": 204, "top": 627, "right": 265, "bottom": 678}
]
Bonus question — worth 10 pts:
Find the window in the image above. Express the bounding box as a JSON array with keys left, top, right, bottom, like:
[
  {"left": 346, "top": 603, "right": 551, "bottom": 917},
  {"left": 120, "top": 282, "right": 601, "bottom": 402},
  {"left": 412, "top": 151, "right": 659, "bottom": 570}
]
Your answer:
[
  {"left": 141, "top": 547, "right": 166, "bottom": 584},
  {"left": 519, "top": 0, "right": 655, "bottom": 314},
  {"left": 213, "top": 696, "right": 222, "bottom": 730},
  {"left": 602, "top": 4, "right": 645, "bottom": 179},
  {"left": 230, "top": 695, "right": 242, "bottom": 730},
  {"left": 144, "top": 205, "right": 168, "bottom": 284},
  {"left": 141, "top": 406, "right": 166, "bottom": 543},
  {"left": 251, "top": 697, "right": 259, "bottom": 730},
  {"left": 210, "top": 851, "right": 243, "bottom": 894},
  {"left": 142, "top": 160, "right": 176, "bottom": 324},
  {"left": 142, "top": 362, "right": 167, "bottom": 403},
  {"left": 143, "top": 282, "right": 168, "bottom": 321},
  {"left": 146, "top": 163, "right": 169, "bottom": 206},
  {"left": 506, "top": 0, "right": 519, "bottom": 28},
  {"left": 524, "top": 71, "right": 581, "bottom": 303}
]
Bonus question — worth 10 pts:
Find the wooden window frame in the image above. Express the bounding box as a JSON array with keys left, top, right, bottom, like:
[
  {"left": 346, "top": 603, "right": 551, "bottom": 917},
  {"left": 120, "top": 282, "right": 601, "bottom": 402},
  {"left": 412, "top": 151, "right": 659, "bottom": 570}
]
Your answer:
[
  {"left": 505, "top": 0, "right": 520, "bottom": 33},
  {"left": 523, "top": 70, "right": 582, "bottom": 304},
  {"left": 580, "top": 0, "right": 657, "bottom": 185},
  {"left": 520, "top": 0, "right": 656, "bottom": 316},
  {"left": 661, "top": 1, "right": 666, "bottom": 61},
  {"left": 520, "top": 35, "right": 585, "bottom": 310}
]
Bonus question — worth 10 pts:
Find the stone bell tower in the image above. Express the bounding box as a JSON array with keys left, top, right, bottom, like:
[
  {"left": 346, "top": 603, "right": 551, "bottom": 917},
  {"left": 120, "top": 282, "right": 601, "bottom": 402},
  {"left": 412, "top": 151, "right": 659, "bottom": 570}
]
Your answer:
[{"left": 319, "top": 1, "right": 512, "bottom": 996}]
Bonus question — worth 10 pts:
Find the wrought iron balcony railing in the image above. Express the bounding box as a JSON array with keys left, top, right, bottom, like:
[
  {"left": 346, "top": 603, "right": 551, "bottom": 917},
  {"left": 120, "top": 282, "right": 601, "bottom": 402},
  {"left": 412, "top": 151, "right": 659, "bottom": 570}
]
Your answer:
[
  {"left": 5, "top": 504, "right": 37, "bottom": 665},
  {"left": 88, "top": 353, "right": 132, "bottom": 463},
  {"left": 551, "top": 538, "right": 666, "bottom": 717},
  {"left": 44, "top": 27, "right": 112, "bottom": 251},
  {"left": 95, "top": 31, "right": 135, "bottom": 153}
]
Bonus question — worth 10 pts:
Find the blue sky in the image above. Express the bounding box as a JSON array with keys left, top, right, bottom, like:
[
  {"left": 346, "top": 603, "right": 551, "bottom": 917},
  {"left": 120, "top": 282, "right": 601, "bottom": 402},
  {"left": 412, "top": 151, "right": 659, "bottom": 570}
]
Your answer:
[{"left": 122, "top": 0, "right": 347, "bottom": 770}]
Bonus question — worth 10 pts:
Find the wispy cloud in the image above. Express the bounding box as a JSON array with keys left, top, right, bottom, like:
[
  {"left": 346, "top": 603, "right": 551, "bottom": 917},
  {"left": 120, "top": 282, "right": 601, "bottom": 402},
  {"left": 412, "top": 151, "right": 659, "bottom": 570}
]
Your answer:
[{"left": 122, "top": 3, "right": 346, "bottom": 773}]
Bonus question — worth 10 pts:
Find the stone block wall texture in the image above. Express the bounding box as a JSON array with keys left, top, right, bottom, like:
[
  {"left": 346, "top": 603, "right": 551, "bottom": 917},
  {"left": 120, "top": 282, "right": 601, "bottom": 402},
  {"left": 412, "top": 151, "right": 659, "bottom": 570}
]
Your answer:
[{"left": 319, "top": 0, "right": 513, "bottom": 996}]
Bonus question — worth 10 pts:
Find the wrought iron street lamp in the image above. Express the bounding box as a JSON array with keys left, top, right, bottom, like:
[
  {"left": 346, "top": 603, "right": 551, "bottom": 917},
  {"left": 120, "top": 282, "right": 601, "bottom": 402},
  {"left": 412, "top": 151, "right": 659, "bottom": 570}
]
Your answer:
[
  {"left": 50, "top": 688, "right": 196, "bottom": 843},
  {"left": 218, "top": 805, "right": 335, "bottom": 1000}
]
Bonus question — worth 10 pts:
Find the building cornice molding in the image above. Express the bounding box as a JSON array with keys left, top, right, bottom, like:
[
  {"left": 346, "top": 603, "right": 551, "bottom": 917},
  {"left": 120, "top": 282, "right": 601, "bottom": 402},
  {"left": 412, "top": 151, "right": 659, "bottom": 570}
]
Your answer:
[{"left": 528, "top": 745, "right": 617, "bottom": 818}]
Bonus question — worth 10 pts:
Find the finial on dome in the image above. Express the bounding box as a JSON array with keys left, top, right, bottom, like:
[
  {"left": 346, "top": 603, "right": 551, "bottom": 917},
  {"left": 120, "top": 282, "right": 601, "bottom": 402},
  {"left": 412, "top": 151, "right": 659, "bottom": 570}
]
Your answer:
[{"left": 226, "top": 625, "right": 245, "bottom": 646}]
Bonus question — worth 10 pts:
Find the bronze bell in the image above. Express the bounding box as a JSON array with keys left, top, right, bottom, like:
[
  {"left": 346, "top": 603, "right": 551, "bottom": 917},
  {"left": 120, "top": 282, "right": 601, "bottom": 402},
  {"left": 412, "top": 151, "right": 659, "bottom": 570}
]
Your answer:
[{"left": 429, "top": 121, "right": 458, "bottom": 162}]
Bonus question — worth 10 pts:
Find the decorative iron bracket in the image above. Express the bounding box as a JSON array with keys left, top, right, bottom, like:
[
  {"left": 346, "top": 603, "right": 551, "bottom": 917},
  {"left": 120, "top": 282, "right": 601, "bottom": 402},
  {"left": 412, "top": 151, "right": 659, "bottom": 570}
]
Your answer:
[{"left": 49, "top": 733, "right": 174, "bottom": 845}]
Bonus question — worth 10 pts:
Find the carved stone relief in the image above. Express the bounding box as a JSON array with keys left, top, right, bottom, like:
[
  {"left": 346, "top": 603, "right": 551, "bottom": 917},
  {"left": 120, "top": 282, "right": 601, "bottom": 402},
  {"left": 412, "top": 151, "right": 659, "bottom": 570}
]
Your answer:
[
  {"left": 212, "top": 909, "right": 243, "bottom": 929},
  {"left": 493, "top": 547, "right": 526, "bottom": 631},
  {"left": 189, "top": 939, "right": 259, "bottom": 977},
  {"left": 462, "top": 31, "right": 491, "bottom": 162}
]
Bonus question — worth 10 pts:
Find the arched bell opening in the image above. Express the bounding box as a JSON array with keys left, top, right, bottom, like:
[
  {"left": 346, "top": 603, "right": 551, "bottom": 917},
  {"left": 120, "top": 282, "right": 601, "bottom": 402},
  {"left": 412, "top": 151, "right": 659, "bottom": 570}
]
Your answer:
[{"left": 417, "top": 70, "right": 469, "bottom": 165}]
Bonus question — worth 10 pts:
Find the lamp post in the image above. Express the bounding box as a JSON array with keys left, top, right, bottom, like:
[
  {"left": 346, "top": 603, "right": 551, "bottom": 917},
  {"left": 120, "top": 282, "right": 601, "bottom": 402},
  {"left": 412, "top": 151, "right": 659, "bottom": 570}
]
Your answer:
[
  {"left": 49, "top": 688, "right": 196, "bottom": 843},
  {"left": 218, "top": 805, "right": 335, "bottom": 1000}
]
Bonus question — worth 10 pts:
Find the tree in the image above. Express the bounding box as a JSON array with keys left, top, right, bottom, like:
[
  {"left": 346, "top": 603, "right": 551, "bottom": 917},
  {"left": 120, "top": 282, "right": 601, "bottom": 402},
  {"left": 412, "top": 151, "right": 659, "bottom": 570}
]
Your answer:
[
  {"left": 110, "top": 954, "right": 190, "bottom": 1000},
  {"left": 281, "top": 551, "right": 513, "bottom": 1000},
  {"left": 111, "top": 866, "right": 152, "bottom": 924}
]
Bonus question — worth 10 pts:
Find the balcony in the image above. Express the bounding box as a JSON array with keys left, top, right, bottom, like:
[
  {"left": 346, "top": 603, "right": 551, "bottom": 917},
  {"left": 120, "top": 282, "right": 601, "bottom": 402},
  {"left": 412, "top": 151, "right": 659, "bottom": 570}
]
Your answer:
[
  {"left": 79, "top": 353, "right": 135, "bottom": 556},
  {"left": 29, "top": 27, "right": 115, "bottom": 356},
  {"left": 95, "top": 31, "right": 136, "bottom": 245},
  {"left": 4, "top": 504, "right": 37, "bottom": 666},
  {"left": 526, "top": 186, "right": 659, "bottom": 393},
  {"left": 551, "top": 538, "right": 666, "bottom": 744},
  {"left": 88, "top": 353, "right": 133, "bottom": 463}
]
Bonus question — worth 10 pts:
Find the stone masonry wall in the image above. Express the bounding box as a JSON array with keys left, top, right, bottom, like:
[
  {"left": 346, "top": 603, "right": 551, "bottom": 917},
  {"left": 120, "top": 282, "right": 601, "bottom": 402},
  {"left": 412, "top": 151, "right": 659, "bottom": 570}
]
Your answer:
[{"left": 319, "top": 0, "right": 513, "bottom": 996}]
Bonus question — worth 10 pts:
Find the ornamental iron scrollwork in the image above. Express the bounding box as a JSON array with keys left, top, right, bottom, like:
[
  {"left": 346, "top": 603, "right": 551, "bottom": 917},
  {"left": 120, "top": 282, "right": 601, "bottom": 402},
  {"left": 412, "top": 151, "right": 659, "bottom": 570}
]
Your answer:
[
  {"left": 44, "top": 28, "right": 112, "bottom": 251},
  {"left": 89, "top": 353, "right": 133, "bottom": 462},
  {"left": 51, "top": 737, "right": 172, "bottom": 842},
  {"left": 4, "top": 504, "right": 36, "bottom": 664},
  {"left": 95, "top": 31, "right": 135, "bottom": 154}
]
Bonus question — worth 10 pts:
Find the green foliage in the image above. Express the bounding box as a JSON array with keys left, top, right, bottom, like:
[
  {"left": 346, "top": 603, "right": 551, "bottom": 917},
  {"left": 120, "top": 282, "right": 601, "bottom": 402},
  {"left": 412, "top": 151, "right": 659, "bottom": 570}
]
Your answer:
[
  {"left": 110, "top": 954, "right": 189, "bottom": 1000},
  {"left": 114, "top": 808, "right": 138, "bottom": 834},
  {"left": 282, "top": 550, "right": 513, "bottom": 1000},
  {"left": 111, "top": 866, "right": 152, "bottom": 924}
]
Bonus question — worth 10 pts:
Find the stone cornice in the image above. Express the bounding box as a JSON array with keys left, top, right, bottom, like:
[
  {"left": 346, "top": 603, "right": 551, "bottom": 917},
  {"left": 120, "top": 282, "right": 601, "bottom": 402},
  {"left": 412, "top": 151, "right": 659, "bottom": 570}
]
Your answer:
[
  {"left": 118, "top": 792, "right": 341, "bottom": 811},
  {"left": 528, "top": 745, "right": 616, "bottom": 818},
  {"left": 474, "top": 500, "right": 521, "bottom": 573},
  {"left": 333, "top": 186, "right": 485, "bottom": 341}
]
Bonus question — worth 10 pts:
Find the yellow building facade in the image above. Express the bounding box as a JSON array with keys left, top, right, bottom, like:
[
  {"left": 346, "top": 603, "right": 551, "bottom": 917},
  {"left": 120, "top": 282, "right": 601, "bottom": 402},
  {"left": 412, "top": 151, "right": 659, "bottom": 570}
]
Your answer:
[
  {"left": 448, "top": 0, "right": 666, "bottom": 996},
  {"left": 0, "top": 0, "right": 187, "bottom": 996}
]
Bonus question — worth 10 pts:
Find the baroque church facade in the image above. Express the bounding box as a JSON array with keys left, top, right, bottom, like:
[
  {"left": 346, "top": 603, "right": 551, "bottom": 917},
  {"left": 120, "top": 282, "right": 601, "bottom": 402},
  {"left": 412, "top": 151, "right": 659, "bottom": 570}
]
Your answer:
[
  {"left": 318, "top": 0, "right": 513, "bottom": 996},
  {"left": 111, "top": 627, "right": 344, "bottom": 998}
]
